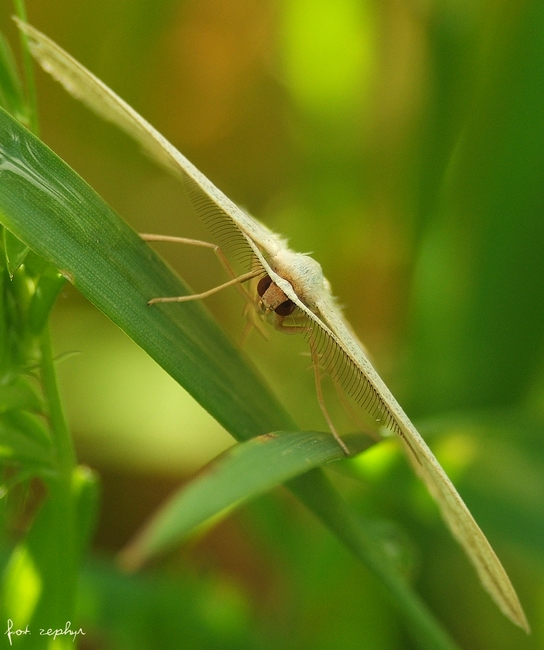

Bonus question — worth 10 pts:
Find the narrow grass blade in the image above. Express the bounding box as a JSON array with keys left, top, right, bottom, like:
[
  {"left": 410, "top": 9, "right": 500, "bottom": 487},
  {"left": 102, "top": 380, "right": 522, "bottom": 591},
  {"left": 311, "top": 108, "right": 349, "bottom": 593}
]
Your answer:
[
  {"left": 0, "top": 106, "right": 294, "bottom": 441},
  {"left": 120, "top": 431, "right": 372, "bottom": 569}
]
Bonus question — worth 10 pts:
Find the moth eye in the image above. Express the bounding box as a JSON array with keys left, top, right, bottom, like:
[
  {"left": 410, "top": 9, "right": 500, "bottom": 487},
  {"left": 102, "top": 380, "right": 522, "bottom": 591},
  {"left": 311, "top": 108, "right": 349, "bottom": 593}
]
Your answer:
[
  {"left": 257, "top": 275, "right": 273, "bottom": 297},
  {"left": 275, "top": 300, "right": 296, "bottom": 316}
]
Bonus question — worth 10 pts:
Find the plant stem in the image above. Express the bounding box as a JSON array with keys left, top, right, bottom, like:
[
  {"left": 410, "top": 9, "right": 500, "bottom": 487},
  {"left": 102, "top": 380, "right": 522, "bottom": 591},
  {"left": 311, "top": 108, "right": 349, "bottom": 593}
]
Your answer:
[
  {"left": 40, "top": 323, "right": 75, "bottom": 472},
  {"left": 35, "top": 325, "right": 79, "bottom": 630},
  {"left": 12, "top": 0, "right": 39, "bottom": 134}
]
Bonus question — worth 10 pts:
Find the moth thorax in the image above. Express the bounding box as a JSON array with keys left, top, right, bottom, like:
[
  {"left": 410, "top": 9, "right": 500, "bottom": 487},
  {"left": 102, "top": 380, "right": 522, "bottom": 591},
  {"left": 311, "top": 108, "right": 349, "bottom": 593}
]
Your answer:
[{"left": 257, "top": 275, "right": 296, "bottom": 316}]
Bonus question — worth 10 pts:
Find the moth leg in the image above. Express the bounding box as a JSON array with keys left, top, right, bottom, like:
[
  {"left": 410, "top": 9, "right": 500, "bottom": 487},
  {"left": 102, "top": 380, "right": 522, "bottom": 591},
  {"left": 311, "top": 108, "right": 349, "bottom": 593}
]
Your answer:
[
  {"left": 141, "top": 233, "right": 235, "bottom": 275},
  {"left": 307, "top": 332, "right": 350, "bottom": 456},
  {"left": 330, "top": 374, "right": 381, "bottom": 443},
  {"left": 140, "top": 233, "right": 260, "bottom": 306},
  {"left": 275, "top": 321, "right": 350, "bottom": 453},
  {"left": 240, "top": 299, "right": 269, "bottom": 345},
  {"left": 301, "top": 336, "right": 396, "bottom": 446},
  {"left": 148, "top": 269, "right": 261, "bottom": 305},
  {"left": 298, "top": 348, "right": 377, "bottom": 442}
]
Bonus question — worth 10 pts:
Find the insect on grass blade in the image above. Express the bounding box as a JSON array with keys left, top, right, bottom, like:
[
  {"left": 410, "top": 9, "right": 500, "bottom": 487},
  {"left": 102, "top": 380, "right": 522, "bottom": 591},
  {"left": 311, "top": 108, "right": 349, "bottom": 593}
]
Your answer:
[{"left": 14, "top": 18, "right": 529, "bottom": 633}]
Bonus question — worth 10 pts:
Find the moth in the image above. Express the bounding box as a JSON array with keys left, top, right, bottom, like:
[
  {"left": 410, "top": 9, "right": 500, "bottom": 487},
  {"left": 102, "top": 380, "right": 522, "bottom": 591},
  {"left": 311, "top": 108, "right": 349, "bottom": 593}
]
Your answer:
[{"left": 15, "top": 19, "right": 529, "bottom": 632}]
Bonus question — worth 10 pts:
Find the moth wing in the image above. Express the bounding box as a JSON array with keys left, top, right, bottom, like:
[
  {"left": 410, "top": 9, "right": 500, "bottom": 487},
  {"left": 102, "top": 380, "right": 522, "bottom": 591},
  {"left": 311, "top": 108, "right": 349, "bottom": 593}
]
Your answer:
[
  {"left": 14, "top": 19, "right": 276, "bottom": 263},
  {"left": 401, "top": 423, "right": 530, "bottom": 633},
  {"left": 301, "top": 300, "right": 529, "bottom": 632}
]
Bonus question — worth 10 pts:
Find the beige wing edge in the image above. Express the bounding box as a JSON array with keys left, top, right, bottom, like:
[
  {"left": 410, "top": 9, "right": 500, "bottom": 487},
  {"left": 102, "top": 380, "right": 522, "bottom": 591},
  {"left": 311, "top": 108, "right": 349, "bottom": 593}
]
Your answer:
[
  {"left": 399, "top": 416, "right": 530, "bottom": 633},
  {"left": 315, "top": 306, "right": 530, "bottom": 633},
  {"left": 13, "top": 19, "right": 276, "bottom": 254}
]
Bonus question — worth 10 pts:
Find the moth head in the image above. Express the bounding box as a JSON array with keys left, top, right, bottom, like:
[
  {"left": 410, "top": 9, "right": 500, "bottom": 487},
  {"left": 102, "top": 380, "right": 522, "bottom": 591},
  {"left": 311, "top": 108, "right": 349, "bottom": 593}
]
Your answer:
[{"left": 257, "top": 275, "right": 296, "bottom": 317}]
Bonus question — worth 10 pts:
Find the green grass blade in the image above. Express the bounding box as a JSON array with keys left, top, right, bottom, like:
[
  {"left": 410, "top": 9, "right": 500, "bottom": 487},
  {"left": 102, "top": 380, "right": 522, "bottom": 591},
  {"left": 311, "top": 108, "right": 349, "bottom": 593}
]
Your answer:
[
  {"left": 120, "top": 430, "right": 372, "bottom": 569},
  {"left": 0, "top": 106, "right": 294, "bottom": 441}
]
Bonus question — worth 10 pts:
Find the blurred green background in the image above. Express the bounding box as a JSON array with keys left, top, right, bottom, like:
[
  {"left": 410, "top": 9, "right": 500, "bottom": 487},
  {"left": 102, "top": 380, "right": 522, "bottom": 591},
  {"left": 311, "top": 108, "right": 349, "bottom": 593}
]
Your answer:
[{"left": 2, "top": 0, "right": 544, "bottom": 648}]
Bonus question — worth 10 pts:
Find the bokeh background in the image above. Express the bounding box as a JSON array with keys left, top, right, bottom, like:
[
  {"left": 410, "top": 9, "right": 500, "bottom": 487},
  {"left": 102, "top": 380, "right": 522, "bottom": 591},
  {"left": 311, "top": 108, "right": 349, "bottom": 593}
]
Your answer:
[{"left": 2, "top": 0, "right": 544, "bottom": 648}]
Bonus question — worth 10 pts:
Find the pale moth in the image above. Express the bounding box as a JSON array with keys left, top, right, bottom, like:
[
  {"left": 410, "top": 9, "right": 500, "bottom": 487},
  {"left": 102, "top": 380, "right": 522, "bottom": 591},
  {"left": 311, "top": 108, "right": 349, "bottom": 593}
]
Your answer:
[{"left": 15, "top": 19, "right": 529, "bottom": 632}]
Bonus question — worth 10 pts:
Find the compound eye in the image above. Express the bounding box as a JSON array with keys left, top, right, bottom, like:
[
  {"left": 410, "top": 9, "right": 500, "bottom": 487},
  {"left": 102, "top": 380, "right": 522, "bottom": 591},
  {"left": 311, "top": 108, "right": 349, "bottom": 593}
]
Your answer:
[
  {"left": 275, "top": 300, "right": 296, "bottom": 316},
  {"left": 257, "top": 275, "right": 272, "bottom": 297}
]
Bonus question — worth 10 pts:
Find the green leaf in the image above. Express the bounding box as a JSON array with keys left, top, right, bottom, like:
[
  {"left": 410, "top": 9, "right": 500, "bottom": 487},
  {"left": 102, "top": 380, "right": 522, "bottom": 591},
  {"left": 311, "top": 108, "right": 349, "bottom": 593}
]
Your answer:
[
  {"left": 121, "top": 430, "right": 373, "bottom": 569},
  {"left": 3, "top": 227, "right": 29, "bottom": 277},
  {"left": 27, "top": 267, "right": 65, "bottom": 334}
]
